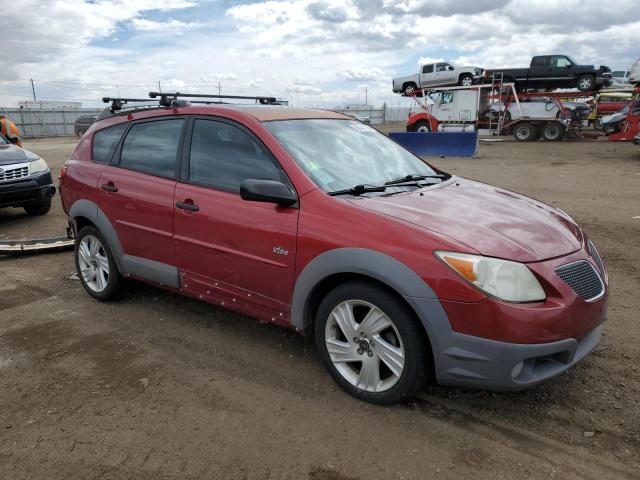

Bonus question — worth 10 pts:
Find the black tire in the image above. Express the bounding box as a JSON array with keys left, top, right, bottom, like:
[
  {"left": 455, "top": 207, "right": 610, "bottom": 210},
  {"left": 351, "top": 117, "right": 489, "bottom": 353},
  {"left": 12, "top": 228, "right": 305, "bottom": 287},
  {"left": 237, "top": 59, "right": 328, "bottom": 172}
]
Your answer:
[
  {"left": 314, "top": 281, "right": 430, "bottom": 405},
  {"left": 458, "top": 74, "right": 473, "bottom": 87},
  {"left": 77, "top": 129, "right": 86, "bottom": 138},
  {"left": 74, "top": 226, "right": 124, "bottom": 301},
  {"left": 403, "top": 82, "right": 417, "bottom": 95},
  {"left": 513, "top": 122, "right": 539, "bottom": 141},
  {"left": 576, "top": 74, "right": 595, "bottom": 92},
  {"left": 541, "top": 122, "right": 565, "bottom": 141},
  {"left": 593, "top": 117, "right": 603, "bottom": 130},
  {"left": 23, "top": 199, "right": 51, "bottom": 216},
  {"left": 412, "top": 120, "right": 431, "bottom": 133}
]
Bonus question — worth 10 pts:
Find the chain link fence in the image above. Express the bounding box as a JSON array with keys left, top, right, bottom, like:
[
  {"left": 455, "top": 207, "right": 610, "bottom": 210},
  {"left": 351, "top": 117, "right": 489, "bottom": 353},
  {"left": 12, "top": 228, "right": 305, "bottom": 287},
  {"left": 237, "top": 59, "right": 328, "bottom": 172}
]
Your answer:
[{"left": 0, "top": 106, "right": 103, "bottom": 138}]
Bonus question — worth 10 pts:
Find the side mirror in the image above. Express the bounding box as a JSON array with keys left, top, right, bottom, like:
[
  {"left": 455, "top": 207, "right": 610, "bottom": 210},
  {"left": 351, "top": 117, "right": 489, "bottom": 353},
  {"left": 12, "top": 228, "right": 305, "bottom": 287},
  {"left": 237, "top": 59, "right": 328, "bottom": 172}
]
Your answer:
[
  {"left": 6, "top": 135, "right": 19, "bottom": 145},
  {"left": 240, "top": 179, "right": 297, "bottom": 207},
  {"left": 447, "top": 66, "right": 454, "bottom": 71}
]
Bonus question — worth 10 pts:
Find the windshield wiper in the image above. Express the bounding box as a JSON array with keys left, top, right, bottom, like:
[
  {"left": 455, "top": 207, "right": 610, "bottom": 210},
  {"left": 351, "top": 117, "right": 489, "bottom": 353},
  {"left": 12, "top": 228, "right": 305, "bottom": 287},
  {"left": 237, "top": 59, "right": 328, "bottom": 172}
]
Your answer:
[
  {"left": 328, "top": 184, "right": 387, "bottom": 196},
  {"left": 384, "top": 173, "right": 448, "bottom": 186}
]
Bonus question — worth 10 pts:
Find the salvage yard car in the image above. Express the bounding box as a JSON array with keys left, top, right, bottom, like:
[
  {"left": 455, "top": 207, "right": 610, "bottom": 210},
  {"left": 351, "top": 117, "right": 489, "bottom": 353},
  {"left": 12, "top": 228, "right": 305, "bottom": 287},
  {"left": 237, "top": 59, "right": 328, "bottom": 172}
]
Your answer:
[
  {"left": 484, "top": 54, "right": 612, "bottom": 92},
  {"left": 0, "top": 132, "right": 55, "bottom": 216},
  {"left": 392, "top": 61, "right": 483, "bottom": 94},
  {"left": 59, "top": 94, "right": 608, "bottom": 404}
]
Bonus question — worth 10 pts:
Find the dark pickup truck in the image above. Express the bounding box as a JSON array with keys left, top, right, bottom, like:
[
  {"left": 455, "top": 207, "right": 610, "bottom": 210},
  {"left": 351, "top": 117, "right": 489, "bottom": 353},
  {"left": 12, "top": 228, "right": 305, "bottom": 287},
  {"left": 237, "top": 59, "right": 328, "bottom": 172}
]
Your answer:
[{"left": 485, "top": 55, "right": 612, "bottom": 92}]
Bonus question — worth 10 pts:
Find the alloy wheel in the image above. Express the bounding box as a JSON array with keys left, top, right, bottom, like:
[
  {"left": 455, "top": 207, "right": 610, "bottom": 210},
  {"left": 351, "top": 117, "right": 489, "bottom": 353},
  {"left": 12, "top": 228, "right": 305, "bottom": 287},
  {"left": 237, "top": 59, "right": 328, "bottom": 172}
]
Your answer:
[
  {"left": 324, "top": 300, "right": 405, "bottom": 393},
  {"left": 77, "top": 235, "right": 110, "bottom": 293}
]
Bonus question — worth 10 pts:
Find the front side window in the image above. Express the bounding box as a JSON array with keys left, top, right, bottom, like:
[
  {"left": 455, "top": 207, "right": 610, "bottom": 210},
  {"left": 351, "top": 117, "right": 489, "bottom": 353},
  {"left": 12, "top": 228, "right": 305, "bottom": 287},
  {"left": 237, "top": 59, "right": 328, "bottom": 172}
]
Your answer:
[
  {"left": 119, "top": 119, "right": 184, "bottom": 177},
  {"left": 436, "top": 63, "right": 450, "bottom": 72},
  {"left": 551, "top": 56, "right": 572, "bottom": 67},
  {"left": 92, "top": 123, "right": 127, "bottom": 164},
  {"left": 189, "top": 119, "right": 281, "bottom": 191},
  {"left": 264, "top": 119, "right": 438, "bottom": 193}
]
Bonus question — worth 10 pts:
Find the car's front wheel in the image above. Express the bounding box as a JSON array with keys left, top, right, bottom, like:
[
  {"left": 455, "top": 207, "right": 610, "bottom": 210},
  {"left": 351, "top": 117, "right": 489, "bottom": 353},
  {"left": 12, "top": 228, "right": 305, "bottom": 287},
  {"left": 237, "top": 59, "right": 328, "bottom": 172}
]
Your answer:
[
  {"left": 459, "top": 74, "right": 473, "bottom": 86},
  {"left": 314, "top": 281, "right": 430, "bottom": 405},
  {"left": 75, "top": 226, "right": 124, "bottom": 301}
]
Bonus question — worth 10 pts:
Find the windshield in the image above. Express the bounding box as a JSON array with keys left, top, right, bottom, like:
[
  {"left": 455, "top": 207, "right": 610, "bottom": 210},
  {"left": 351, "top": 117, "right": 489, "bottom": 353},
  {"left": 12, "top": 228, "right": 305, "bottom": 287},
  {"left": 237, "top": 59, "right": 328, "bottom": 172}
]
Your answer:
[{"left": 264, "top": 119, "right": 438, "bottom": 192}]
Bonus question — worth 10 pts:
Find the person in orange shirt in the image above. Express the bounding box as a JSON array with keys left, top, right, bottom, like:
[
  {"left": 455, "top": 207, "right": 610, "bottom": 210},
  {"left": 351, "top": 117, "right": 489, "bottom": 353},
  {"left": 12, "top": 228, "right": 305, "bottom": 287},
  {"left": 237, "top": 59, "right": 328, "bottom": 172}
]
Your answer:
[{"left": 0, "top": 115, "right": 22, "bottom": 147}]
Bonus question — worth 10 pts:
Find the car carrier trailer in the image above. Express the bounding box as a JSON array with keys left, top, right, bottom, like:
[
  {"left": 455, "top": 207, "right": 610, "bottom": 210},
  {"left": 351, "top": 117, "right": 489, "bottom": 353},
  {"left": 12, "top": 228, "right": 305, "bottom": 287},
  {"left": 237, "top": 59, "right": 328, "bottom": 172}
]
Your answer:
[{"left": 404, "top": 80, "right": 593, "bottom": 142}]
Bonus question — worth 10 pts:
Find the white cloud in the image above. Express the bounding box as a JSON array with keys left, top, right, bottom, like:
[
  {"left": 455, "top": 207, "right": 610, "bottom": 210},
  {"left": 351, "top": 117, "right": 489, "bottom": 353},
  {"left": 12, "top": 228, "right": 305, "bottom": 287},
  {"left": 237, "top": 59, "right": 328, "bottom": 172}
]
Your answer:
[{"left": 130, "top": 18, "right": 202, "bottom": 32}]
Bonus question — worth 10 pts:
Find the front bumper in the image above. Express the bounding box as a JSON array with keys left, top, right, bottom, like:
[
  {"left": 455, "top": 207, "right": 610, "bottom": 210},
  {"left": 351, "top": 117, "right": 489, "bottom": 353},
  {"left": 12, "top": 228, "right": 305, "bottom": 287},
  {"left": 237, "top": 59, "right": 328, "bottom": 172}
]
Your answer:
[
  {"left": 405, "top": 245, "right": 608, "bottom": 390},
  {"left": 0, "top": 170, "right": 56, "bottom": 208}
]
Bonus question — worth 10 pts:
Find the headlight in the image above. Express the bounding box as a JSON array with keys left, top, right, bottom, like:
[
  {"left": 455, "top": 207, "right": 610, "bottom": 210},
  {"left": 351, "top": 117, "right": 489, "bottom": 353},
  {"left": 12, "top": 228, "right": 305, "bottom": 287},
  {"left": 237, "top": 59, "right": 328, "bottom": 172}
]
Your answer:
[
  {"left": 30, "top": 157, "right": 49, "bottom": 174},
  {"left": 435, "top": 251, "right": 546, "bottom": 302}
]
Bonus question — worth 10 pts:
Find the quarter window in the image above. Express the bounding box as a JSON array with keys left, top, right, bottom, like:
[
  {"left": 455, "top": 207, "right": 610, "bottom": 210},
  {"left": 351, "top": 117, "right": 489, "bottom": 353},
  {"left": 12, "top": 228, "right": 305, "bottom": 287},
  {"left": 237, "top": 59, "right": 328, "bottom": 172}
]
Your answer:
[
  {"left": 92, "top": 123, "right": 127, "bottom": 164},
  {"left": 119, "top": 119, "right": 184, "bottom": 177},
  {"left": 189, "top": 119, "right": 281, "bottom": 191}
]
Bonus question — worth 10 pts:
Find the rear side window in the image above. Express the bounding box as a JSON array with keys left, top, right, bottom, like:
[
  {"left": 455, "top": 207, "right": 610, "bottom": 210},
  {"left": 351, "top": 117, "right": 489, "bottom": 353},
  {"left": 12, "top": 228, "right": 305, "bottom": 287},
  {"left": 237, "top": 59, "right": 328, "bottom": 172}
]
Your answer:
[
  {"left": 119, "top": 119, "right": 184, "bottom": 178},
  {"left": 422, "top": 64, "right": 433, "bottom": 74},
  {"left": 188, "top": 119, "right": 280, "bottom": 191},
  {"left": 531, "top": 57, "right": 548, "bottom": 67},
  {"left": 92, "top": 123, "right": 127, "bottom": 164}
]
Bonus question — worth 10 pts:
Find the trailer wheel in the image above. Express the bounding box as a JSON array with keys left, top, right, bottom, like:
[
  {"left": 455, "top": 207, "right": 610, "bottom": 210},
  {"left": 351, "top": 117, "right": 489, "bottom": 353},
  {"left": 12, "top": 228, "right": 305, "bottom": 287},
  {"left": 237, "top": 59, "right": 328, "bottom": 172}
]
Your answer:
[
  {"left": 576, "top": 74, "right": 595, "bottom": 92},
  {"left": 412, "top": 120, "right": 431, "bottom": 133},
  {"left": 541, "top": 122, "right": 564, "bottom": 141},
  {"left": 513, "top": 122, "right": 539, "bottom": 141}
]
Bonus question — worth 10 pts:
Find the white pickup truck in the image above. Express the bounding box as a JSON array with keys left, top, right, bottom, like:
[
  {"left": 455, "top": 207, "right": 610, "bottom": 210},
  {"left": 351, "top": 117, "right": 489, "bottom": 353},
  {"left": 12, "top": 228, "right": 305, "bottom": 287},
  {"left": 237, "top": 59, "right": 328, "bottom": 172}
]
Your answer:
[{"left": 392, "top": 62, "right": 483, "bottom": 94}]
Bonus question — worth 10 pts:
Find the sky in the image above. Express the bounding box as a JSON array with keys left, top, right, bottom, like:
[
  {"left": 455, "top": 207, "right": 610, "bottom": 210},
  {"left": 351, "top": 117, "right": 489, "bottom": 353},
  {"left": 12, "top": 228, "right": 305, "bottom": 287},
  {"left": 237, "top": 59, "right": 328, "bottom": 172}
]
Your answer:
[{"left": 0, "top": 0, "right": 638, "bottom": 108}]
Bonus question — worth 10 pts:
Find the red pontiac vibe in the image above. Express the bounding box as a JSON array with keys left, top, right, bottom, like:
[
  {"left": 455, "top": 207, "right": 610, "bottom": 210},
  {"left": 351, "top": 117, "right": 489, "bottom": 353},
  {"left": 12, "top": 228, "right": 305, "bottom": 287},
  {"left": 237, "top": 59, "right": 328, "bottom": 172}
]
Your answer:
[{"left": 59, "top": 96, "right": 608, "bottom": 404}]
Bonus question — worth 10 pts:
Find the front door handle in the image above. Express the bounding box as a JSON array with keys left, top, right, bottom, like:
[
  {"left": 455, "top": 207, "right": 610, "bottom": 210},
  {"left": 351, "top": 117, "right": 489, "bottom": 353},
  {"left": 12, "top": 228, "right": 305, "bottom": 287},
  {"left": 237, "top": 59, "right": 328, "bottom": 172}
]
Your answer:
[
  {"left": 100, "top": 182, "right": 118, "bottom": 193},
  {"left": 176, "top": 200, "right": 199, "bottom": 212}
]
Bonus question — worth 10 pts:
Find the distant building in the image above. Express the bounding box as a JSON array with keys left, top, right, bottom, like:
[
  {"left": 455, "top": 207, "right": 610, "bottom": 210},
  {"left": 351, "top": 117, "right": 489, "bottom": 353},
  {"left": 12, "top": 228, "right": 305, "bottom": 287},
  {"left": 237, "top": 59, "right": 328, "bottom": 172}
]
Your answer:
[{"left": 18, "top": 101, "right": 82, "bottom": 110}]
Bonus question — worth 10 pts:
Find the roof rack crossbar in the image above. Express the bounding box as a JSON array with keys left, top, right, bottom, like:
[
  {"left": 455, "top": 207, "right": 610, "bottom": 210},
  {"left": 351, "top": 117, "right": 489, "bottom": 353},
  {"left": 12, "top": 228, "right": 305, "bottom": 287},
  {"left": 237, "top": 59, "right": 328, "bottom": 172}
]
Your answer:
[{"left": 148, "top": 91, "right": 277, "bottom": 105}]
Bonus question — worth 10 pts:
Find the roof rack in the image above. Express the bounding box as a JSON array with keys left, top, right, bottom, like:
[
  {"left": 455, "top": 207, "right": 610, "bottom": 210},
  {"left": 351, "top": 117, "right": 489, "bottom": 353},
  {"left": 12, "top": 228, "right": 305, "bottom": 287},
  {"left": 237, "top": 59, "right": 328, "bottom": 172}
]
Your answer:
[{"left": 148, "top": 91, "right": 278, "bottom": 106}]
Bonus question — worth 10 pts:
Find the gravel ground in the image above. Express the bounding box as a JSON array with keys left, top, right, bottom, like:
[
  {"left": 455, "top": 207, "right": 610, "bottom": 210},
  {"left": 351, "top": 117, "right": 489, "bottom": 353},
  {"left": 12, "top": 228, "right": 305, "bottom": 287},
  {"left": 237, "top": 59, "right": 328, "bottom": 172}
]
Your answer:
[{"left": 1, "top": 134, "right": 639, "bottom": 480}]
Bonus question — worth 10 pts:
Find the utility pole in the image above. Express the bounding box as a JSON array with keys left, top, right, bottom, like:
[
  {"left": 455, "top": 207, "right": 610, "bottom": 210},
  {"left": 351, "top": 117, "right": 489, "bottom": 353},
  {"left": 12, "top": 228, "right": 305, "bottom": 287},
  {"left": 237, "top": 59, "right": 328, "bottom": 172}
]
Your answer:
[
  {"left": 217, "top": 81, "right": 222, "bottom": 97},
  {"left": 30, "top": 79, "right": 36, "bottom": 101},
  {"left": 364, "top": 86, "right": 368, "bottom": 105},
  {"left": 157, "top": 80, "right": 162, "bottom": 92}
]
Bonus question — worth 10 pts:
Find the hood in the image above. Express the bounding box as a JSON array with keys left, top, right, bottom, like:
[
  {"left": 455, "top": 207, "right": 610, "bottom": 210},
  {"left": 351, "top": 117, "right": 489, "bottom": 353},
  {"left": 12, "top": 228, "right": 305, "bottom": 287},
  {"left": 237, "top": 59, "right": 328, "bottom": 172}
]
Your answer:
[
  {"left": 602, "top": 107, "right": 628, "bottom": 124},
  {"left": 0, "top": 144, "right": 32, "bottom": 165},
  {"left": 349, "top": 178, "right": 583, "bottom": 262}
]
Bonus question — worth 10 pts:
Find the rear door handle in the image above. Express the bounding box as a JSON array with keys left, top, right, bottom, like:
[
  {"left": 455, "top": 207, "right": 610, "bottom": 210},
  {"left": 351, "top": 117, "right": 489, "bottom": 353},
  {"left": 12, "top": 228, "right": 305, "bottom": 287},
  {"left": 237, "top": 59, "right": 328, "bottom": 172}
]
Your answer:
[
  {"left": 100, "top": 182, "right": 118, "bottom": 193},
  {"left": 176, "top": 200, "right": 199, "bottom": 212}
]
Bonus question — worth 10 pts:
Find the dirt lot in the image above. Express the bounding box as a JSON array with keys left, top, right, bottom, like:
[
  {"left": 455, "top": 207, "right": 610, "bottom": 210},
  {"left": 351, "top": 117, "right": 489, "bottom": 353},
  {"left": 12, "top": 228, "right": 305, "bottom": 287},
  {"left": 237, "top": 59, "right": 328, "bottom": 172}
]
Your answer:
[{"left": 1, "top": 134, "right": 639, "bottom": 479}]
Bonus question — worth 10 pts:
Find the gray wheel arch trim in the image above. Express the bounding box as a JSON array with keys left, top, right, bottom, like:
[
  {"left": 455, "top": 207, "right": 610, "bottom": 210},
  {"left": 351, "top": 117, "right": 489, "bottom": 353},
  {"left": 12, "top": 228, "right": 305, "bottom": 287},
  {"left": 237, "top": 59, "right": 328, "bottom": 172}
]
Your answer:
[
  {"left": 291, "top": 247, "right": 450, "bottom": 342},
  {"left": 69, "top": 199, "right": 125, "bottom": 271},
  {"left": 68, "top": 199, "right": 180, "bottom": 288}
]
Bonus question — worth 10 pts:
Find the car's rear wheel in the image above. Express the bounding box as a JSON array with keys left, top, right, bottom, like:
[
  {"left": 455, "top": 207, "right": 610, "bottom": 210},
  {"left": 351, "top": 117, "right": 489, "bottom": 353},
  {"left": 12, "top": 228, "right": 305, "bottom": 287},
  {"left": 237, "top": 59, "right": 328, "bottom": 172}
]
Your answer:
[
  {"left": 314, "top": 281, "right": 429, "bottom": 405},
  {"left": 404, "top": 82, "right": 417, "bottom": 95},
  {"left": 23, "top": 199, "right": 51, "bottom": 216},
  {"left": 75, "top": 226, "right": 124, "bottom": 301}
]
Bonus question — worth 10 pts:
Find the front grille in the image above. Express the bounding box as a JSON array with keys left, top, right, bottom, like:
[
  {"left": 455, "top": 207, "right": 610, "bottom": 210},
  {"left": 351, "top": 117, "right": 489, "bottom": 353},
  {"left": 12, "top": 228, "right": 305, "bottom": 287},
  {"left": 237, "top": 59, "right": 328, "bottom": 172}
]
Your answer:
[
  {"left": 0, "top": 163, "right": 30, "bottom": 183},
  {"left": 555, "top": 261, "right": 604, "bottom": 301}
]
